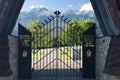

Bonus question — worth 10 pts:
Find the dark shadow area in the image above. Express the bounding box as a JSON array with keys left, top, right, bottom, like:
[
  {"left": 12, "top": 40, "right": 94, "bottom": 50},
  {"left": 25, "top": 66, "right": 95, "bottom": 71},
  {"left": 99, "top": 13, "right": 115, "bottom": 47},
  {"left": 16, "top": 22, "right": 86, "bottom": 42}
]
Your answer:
[{"left": 32, "top": 69, "right": 82, "bottom": 77}]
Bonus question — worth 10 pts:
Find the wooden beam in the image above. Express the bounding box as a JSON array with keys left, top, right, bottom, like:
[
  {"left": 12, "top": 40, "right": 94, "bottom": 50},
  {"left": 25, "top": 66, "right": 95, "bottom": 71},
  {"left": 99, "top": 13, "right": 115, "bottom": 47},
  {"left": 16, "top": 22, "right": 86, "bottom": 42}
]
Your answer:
[
  {"left": 0, "top": 0, "right": 6, "bottom": 34},
  {"left": 104, "top": 36, "right": 120, "bottom": 75},
  {"left": 90, "top": 0, "right": 118, "bottom": 36},
  {"left": 0, "top": 0, "right": 25, "bottom": 34},
  {"left": 106, "top": 0, "right": 120, "bottom": 35},
  {"left": 7, "top": 0, "right": 25, "bottom": 34},
  {"left": 0, "top": 35, "right": 12, "bottom": 76}
]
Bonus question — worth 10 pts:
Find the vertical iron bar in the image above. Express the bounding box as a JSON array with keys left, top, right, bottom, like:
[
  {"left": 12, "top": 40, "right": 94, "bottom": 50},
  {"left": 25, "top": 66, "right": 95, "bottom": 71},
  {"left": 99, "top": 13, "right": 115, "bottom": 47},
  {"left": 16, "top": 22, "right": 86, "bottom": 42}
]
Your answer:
[
  {"left": 58, "top": 17, "right": 60, "bottom": 77},
  {"left": 38, "top": 28, "right": 40, "bottom": 76},
  {"left": 56, "top": 15, "right": 59, "bottom": 78},
  {"left": 79, "top": 40, "right": 80, "bottom": 77},
  {"left": 36, "top": 29, "right": 38, "bottom": 76},
  {"left": 76, "top": 27, "right": 78, "bottom": 77},
  {"left": 40, "top": 27, "right": 41, "bottom": 77},
  {"left": 60, "top": 19, "right": 63, "bottom": 77},
  {"left": 62, "top": 19, "right": 64, "bottom": 77},
  {"left": 33, "top": 32, "right": 36, "bottom": 75},
  {"left": 73, "top": 24, "right": 75, "bottom": 77},
  {"left": 59, "top": 18, "right": 62, "bottom": 77},
  {"left": 77, "top": 30, "right": 79, "bottom": 77},
  {"left": 77, "top": 40, "right": 78, "bottom": 77},
  {"left": 52, "top": 20, "right": 55, "bottom": 77},
  {"left": 70, "top": 22, "right": 72, "bottom": 77},
  {"left": 41, "top": 28, "right": 43, "bottom": 77},
  {"left": 43, "top": 26, "right": 45, "bottom": 77},
  {"left": 66, "top": 22, "right": 69, "bottom": 77},
  {"left": 49, "top": 20, "right": 52, "bottom": 77},
  {"left": 46, "top": 24, "right": 48, "bottom": 77},
  {"left": 45, "top": 25, "right": 47, "bottom": 77},
  {"left": 58, "top": 17, "right": 59, "bottom": 77},
  {"left": 47, "top": 22, "right": 49, "bottom": 77},
  {"left": 75, "top": 27, "right": 79, "bottom": 77},
  {"left": 39, "top": 29, "right": 41, "bottom": 76},
  {"left": 46, "top": 23, "right": 48, "bottom": 77},
  {"left": 48, "top": 22, "right": 49, "bottom": 77},
  {"left": 75, "top": 30, "right": 77, "bottom": 77},
  {"left": 45, "top": 26, "right": 47, "bottom": 77},
  {"left": 63, "top": 20, "right": 66, "bottom": 77}
]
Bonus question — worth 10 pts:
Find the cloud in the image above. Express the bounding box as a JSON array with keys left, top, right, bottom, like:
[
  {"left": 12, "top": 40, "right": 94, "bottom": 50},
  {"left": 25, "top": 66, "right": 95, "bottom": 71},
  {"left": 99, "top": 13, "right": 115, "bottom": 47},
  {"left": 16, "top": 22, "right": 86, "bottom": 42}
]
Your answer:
[
  {"left": 29, "top": 5, "right": 47, "bottom": 9},
  {"left": 29, "top": 5, "right": 35, "bottom": 9},
  {"left": 21, "top": 5, "right": 48, "bottom": 12},
  {"left": 79, "top": 2, "right": 93, "bottom": 11},
  {"left": 68, "top": 5, "right": 73, "bottom": 8}
]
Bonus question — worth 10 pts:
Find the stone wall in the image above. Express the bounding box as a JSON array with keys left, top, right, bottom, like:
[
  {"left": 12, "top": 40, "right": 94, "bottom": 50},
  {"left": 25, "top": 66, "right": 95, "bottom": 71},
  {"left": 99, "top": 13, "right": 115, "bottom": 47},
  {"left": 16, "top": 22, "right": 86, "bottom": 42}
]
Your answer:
[
  {"left": 1, "top": 35, "right": 120, "bottom": 80},
  {"left": 96, "top": 36, "right": 120, "bottom": 80},
  {"left": 9, "top": 35, "right": 18, "bottom": 80},
  {"left": 0, "top": 35, "right": 18, "bottom": 80}
]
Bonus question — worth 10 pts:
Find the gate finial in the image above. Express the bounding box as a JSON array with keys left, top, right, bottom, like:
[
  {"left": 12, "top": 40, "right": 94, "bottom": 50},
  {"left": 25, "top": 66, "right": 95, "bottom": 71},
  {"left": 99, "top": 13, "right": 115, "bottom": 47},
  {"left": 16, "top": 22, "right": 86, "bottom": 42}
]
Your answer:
[{"left": 54, "top": 10, "right": 61, "bottom": 16}]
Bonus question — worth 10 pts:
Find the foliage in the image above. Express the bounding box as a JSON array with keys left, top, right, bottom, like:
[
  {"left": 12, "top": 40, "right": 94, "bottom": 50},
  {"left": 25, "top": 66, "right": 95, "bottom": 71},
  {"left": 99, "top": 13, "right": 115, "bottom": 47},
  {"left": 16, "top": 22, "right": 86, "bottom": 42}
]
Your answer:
[
  {"left": 39, "top": 27, "right": 53, "bottom": 48},
  {"left": 26, "top": 20, "right": 52, "bottom": 48},
  {"left": 27, "top": 20, "right": 42, "bottom": 33},
  {"left": 59, "top": 19, "right": 96, "bottom": 46},
  {"left": 27, "top": 19, "right": 96, "bottom": 48},
  {"left": 78, "top": 19, "right": 95, "bottom": 31}
]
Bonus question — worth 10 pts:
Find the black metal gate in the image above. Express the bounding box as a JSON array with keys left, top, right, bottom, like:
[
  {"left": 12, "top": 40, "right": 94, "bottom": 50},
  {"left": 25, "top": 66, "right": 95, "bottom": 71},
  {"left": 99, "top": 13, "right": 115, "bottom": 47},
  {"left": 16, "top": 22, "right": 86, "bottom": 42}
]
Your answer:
[{"left": 32, "top": 11, "right": 81, "bottom": 78}]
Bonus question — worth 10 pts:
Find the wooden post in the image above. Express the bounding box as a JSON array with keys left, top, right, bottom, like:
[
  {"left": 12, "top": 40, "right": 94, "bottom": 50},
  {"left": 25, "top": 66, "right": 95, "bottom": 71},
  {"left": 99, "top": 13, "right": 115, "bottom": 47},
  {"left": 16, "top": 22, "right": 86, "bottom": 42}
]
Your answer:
[
  {"left": 105, "top": 0, "right": 120, "bottom": 34},
  {"left": 90, "top": 0, "right": 118, "bottom": 36},
  {"left": 0, "top": 34, "right": 12, "bottom": 76},
  {"left": 0, "top": 0, "right": 25, "bottom": 34}
]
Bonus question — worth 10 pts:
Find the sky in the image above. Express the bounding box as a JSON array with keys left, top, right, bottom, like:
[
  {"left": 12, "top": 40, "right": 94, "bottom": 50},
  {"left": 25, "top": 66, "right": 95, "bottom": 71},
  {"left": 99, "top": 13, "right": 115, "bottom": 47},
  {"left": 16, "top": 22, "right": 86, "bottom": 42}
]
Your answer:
[{"left": 21, "top": 0, "right": 93, "bottom": 12}]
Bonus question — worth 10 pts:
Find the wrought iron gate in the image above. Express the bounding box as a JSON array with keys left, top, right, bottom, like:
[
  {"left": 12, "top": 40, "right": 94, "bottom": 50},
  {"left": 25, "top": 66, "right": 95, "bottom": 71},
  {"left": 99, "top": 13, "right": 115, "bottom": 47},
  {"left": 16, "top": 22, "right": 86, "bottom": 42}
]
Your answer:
[{"left": 32, "top": 11, "right": 81, "bottom": 78}]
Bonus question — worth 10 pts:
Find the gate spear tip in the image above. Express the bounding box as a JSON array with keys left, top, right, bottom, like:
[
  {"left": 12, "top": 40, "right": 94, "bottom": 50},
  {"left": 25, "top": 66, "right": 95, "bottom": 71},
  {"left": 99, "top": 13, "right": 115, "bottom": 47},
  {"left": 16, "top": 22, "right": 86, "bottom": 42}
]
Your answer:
[{"left": 54, "top": 10, "right": 61, "bottom": 16}]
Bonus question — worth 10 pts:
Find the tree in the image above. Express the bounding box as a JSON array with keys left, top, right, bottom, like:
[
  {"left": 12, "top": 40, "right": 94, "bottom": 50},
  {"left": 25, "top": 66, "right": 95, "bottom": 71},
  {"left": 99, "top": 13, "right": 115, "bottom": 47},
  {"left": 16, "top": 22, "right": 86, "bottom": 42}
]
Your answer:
[
  {"left": 59, "top": 19, "right": 96, "bottom": 46},
  {"left": 26, "top": 20, "right": 52, "bottom": 48},
  {"left": 39, "top": 27, "right": 53, "bottom": 48},
  {"left": 78, "top": 19, "right": 96, "bottom": 31},
  {"left": 26, "top": 19, "right": 97, "bottom": 48},
  {"left": 26, "top": 20, "right": 41, "bottom": 48},
  {"left": 27, "top": 20, "right": 42, "bottom": 33}
]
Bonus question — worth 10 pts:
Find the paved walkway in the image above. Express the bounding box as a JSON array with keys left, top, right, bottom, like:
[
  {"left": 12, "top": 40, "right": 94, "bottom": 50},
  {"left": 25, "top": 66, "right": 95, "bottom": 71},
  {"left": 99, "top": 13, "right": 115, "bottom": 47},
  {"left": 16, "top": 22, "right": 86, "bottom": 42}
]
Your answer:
[
  {"left": 27, "top": 48, "right": 83, "bottom": 80},
  {"left": 32, "top": 50, "right": 82, "bottom": 77},
  {"left": 32, "top": 49, "right": 82, "bottom": 69}
]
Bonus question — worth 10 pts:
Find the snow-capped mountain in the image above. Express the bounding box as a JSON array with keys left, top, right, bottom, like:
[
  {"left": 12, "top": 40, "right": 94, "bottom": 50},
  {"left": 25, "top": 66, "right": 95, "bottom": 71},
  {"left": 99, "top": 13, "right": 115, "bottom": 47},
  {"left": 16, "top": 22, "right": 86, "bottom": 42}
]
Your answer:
[
  {"left": 17, "top": 7, "right": 96, "bottom": 27},
  {"left": 12, "top": 7, "right": 98, "bottom": 35},
  {"left": 62, "top": 9, "right": 96, "bottom": 20},
  {"left": 17, "top": 8, "right": 54, "bottom": 26}
]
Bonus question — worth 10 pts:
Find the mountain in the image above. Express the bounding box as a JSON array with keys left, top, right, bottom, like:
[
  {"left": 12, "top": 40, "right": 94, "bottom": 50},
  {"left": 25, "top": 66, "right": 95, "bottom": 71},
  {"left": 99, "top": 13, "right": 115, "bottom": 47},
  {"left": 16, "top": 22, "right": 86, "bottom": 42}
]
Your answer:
[
  {"left": 17, "top": 8, "right": 54, "bottom": 27},
  {"left": 62, "top": 10, "right": 96, "bottom": 20},
  {"left": 17, "top": 8, "right": 96, "bottom": 27},
  {"left": 12, "top": 7, "right": 99, "bottom": 35}
]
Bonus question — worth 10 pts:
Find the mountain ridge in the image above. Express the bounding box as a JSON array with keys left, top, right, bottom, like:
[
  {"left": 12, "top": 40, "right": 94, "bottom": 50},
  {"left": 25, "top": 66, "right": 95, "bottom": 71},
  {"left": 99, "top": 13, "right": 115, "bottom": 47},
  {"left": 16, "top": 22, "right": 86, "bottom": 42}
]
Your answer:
[
  {"left": 12, "top": 7, "right": 99, "bottom": 35},
  {"left": 17, "top": 7, "right": 96, "bottom": 27}
]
